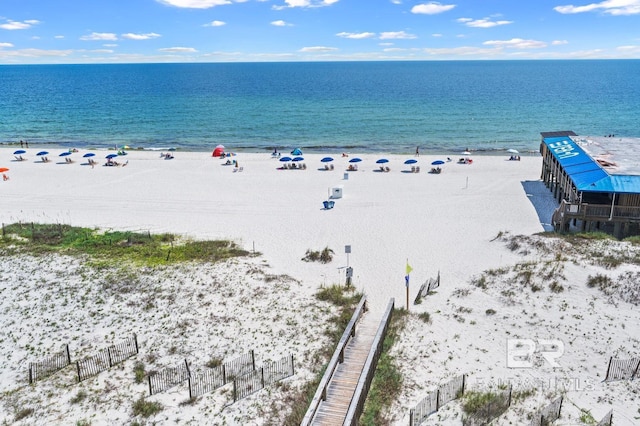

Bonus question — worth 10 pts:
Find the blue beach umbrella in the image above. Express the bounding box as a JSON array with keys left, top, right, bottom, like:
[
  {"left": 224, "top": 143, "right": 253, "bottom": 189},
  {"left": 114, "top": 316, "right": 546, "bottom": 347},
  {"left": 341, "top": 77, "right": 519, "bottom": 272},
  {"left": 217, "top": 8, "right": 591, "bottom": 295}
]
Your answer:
[
  {"left": 321, "top": 157, "right": 334, "bottom": 163},
  {"left": 14, "top": 150, "right": 26, "bottom": 155},
  {"left": 376, "top": 158, "right": 389, "bottom": 164},
  {"left": 83, "top": 153, "right": 95, "bottom": 158},
  {"left": 292, "top": 156, "right": 304, "bottom": 162},
  {"left": 404, "top": 159, "right": 418, "bottom": 165},
  {"left": 59, "top": 151, "right": 71, "bottom": 157},
  {"left": 106, "top": 153, "right": 118, "bottom": 159},
  {"left": 279, "top": 156, "right": 292, "bottom": 162},
  {"left": 36, "top": 151, "right": 49, "bottom": 156},
  {"left": 349, "top": 158, "right": 362, "bottom": 163},
  {"left": 431, "top": 160, "right": 445, "bottom": 165}
]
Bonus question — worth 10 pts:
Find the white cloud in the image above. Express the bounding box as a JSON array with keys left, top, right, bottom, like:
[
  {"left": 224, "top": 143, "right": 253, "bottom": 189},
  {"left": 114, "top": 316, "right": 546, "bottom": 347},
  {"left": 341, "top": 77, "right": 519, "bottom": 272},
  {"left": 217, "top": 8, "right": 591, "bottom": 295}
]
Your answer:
[
  {"left": 156, "top": 0, "right": 232, "bottom": 8},
  {"left": 552, "top": 40, "right": 569, "bottom": 45},
  {"left": 432, "top": 33, "right": 443, "bottom": 37},
  {"left": 411, "top": 2, "right": 456, "bottom": 15},
  {"left": 0, "top": 48, "right": 73, "bottom": 57},
  {"left": 103, "top": 44, "right": 118, "bottom": 47},
  {"left": 0, "top": 42, "right": 14, "bottom": 48},
  {"left": 554, "top": 0, "right": 640, "bottom": 15},
  {"left": 0, "top": 19, "right": 41, "bottom": 30},
  {"left": 55, "top": 35, "right": 65, "bottom": 39},
  {"left": 91, "top": 49, "right": 114, "bottom": 53},
  {"left": 159, "top": 47, "right": 198, "bottom": 52},
  {"left": 336, "top": 32, "right": 376, "bottom": 39},
  {"left": 457, "top": 17, "right": 513, "bottom": 28},
  {"left": 483, "top": 38, "right": 547, "bottom": 49},
  {"left": 299, "top": 46, "right": 338, "bottom": 52},
  {"left": 121, "top": 33, "right": 161, "bottom": 40},
  {"left": 271, "top": 20, "right": 291, "bottom": 26},
  {"left": 80, "top": 32, "right": 118, "bottom": 41},
  {"left": 205, "top": 20, "right": 227, "bottom": 27},
  {"left": 274, "top": 0, "right": 339, "bottom": 9},
  {"left": 379, "top": 31, "right": 417, "bottom": 39}
]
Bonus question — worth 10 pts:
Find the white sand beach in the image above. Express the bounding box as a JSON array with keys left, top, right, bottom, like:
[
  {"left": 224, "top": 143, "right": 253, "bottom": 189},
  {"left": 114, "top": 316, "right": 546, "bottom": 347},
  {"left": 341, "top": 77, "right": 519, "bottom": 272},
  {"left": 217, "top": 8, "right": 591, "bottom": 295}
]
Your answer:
[{"left": 1, "top": 147, "right": 638, "bottom": 425}]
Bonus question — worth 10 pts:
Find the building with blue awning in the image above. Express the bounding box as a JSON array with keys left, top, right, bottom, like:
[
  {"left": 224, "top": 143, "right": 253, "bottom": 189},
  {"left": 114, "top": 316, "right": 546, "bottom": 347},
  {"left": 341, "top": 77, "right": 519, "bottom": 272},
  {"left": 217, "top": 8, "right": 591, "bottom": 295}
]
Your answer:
[{"left": 540, "top": 131, "right": 640, "bottom": 238}]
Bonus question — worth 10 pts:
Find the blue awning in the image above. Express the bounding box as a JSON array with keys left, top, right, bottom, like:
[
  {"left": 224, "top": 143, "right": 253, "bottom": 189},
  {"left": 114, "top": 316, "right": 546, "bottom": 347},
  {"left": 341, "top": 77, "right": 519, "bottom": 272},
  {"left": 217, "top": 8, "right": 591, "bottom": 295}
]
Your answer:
[{"left": 543, "top": 136, "right": 640, "bottom": 194}]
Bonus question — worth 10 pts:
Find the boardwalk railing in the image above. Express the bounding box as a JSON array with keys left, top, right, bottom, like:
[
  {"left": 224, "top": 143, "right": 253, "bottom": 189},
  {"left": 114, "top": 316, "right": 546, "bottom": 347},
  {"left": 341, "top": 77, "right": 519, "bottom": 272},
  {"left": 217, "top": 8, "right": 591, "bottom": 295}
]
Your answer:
[
  {"left": 604, "top": 356, "right": 640, "bottom": 381},
  {"left": 301, "top": 294, "right": 368, "bottom": 426},
  {"left": 28, "top": 344, "right": 72, "bottom": 384},
  {"left": 344, "top": 298, "right": 395, "bottom": 425},
  {"left": 76, "top": 334, "right": 138, "bottom": 382}
]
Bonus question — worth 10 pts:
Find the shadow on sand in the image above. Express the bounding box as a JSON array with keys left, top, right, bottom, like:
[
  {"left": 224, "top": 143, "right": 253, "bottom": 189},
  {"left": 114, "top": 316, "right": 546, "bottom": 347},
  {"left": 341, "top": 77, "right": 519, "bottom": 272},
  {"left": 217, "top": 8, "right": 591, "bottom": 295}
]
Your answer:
[{"left": 521, "top": 180, "right": 558, "bottom": 232}]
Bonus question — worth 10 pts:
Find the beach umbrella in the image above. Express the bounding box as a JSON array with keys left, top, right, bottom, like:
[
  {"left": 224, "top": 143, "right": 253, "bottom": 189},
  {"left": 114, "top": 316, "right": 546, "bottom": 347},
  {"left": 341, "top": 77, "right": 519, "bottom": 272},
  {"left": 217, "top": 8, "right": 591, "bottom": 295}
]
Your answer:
[
  {"left": 292, "top": 156, "right": 304, "bottom": 162},
  {"left": 0, "top": 167, "right": 9, "bottom": 173},
  {"left": 321, "top": 157, "right": 334, "bottom": 163},
  {"left": 431, "top": 160, "right": 445, "bottom": 165},
  {"left": 404, "top": 159, "right": 418, "bottom": 164},
  {"left": 376, "top": 158, "right": 389, "bottom": 164},
  {"left": 14, "top": 150, "right": 26, "bottom": 155},
  {"left": 59, "top": 151, "right": 71, "bottom": 157},
  {"left": 83, "top": 153, "right": 95, "bottom": 158},
  {"left": 279, "top": 156, "right": 292, "bottom": 162},
  {"left": 106, "top": 153, "right": 118, "bottom": 159},
  {"left": 507, "top": 149, "right": 519, "bottom": 154},
  {"left": 349, "top": 158, "right": 362, "bottom": 163},
  {"left": 462, "top": 151, "right": 471, "bottom": 156},
  {"left": 291, "top": 148, "right": 303, "bottom": 156},
  {"left": 36, "top": 151, "right": 49, "bottom": 156}
]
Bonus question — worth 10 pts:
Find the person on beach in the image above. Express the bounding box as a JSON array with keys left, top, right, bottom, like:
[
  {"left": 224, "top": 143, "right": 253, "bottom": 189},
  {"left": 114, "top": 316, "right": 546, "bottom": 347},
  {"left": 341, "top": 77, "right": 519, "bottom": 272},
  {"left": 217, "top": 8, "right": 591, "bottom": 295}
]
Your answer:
[
  {"left": 20, "top": 140, "right": 23, "bottom": 148},
  {"left": 415, "top": 146, "right": 420, "bottom": 156}
]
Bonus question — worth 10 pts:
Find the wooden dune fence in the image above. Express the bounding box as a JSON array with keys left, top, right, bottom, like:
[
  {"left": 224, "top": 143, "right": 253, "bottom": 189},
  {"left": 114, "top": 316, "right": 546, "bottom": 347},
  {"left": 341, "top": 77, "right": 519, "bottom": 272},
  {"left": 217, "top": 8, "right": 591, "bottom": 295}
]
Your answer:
[
  {"left": 76, "top": 334, "right": 139, "bottom": 382},
  {"left": 409, "top": 375, "right": 466, "bottom": 426},
  {"left": 232, "top": 354, "right": 295, "bottom": 402},
  {"left": 604, "top": 357, "right": 640, "bottom": 381},
  {"left": 28, "top": 344, "right": 72, "bottom": 384},
  {"left": 148, "top": 360, "right": 191, "bottom": 395},
  {"left": 414, "top": 272, "right": 440, "bottom": 304},
  {"left": 597, "top": 409, "right": 613, "bottom": 426},
  {"left": 530, "top": 396, "right": 563, "bottom": 426},
  {"left": 462, "top": 386, "right": 512, "bottom": 426},
  {"left": 188, "top": 351, "right": 256, "bottom": 398}
]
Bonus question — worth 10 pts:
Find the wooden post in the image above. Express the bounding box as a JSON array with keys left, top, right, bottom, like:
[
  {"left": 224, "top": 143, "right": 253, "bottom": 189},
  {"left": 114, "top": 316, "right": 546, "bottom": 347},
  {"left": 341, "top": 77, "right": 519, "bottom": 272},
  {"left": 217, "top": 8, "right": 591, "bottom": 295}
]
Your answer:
[
  {"left": 133, "top": 334, "right": 139, "bottom": 354},
  {"left": 222, "top": 364, "right": 226, "bottom": 384},
  {"left": 188, "top": 376, "right": 192, "bottom": 400},
  {"left": 148, "top": 375, "right": 152, "bottom": 396},
  {"left": 250, "top": 350, "right": 255, "bottom": 371},
  {"left": 184, "top": 359, "right": 191, "bottom": 377},
  {"left": 409, "top": 408, "right": 414, "bottom": 426},
  {"left": 76, "top": 362, "right": 82, "bottom": 382},
  {"left": 260, "top": 367, "right": 265, "bottom": 388},
  {"left": 66, "top": 344, "right": 71, "bottom": 364},
  {"left": 107, "top": 347, "right": 113, "bottom": 368},
  {"left": 605, "top": 357, "right": 613, "bottom": 381},
  {"left": 632, "top": 358, "right": 640, "bottom": 379},
  {"left": 436, "top": 389, "right": 440, "bottom": 411},
  {"left": 290, "top": 354, "right": 295, "bottom": 376},
  {"left": 28, "top": 364, "right": 33, "bottom": 384}
]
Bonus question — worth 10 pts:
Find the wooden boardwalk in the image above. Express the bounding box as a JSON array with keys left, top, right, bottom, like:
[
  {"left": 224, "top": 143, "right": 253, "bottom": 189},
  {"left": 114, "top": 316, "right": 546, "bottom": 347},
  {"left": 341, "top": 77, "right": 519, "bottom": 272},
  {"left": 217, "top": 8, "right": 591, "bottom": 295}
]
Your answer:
[{"left": 310, "top": 313, "right": 381, "bottom": 426}]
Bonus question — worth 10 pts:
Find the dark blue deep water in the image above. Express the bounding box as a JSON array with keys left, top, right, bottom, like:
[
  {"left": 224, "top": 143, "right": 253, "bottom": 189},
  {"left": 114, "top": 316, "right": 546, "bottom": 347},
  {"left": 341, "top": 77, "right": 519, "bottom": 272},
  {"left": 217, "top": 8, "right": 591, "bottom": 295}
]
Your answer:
[{"left": 1, "top": 60, "right": 638, "bottom": 153}]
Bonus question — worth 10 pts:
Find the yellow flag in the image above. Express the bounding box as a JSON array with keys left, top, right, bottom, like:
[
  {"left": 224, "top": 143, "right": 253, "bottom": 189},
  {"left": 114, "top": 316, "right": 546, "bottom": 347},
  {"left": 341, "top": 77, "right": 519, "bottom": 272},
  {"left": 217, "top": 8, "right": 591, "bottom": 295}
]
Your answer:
[{"left": 406, "top": 261, "right": 413, "bottom": 275}]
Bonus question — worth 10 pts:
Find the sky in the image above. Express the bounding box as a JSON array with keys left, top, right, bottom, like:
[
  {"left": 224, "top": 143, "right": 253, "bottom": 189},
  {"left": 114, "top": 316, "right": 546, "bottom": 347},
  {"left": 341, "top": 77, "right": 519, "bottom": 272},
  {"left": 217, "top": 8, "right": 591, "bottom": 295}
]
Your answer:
[{"left": 1, "top": 0, "right": 639, "bottom": 64}]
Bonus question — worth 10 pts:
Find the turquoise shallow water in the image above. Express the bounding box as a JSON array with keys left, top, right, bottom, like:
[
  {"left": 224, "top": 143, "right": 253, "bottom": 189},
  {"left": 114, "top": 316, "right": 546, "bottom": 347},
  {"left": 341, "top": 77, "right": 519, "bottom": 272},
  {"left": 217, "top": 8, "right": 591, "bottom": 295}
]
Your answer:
[{"left": 1, "top": 60, "right": 638, "bottom": 154}]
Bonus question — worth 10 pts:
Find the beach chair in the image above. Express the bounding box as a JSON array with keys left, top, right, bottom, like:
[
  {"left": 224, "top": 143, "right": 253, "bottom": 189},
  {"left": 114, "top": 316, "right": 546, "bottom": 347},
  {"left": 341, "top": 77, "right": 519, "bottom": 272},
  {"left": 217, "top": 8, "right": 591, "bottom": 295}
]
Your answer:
[
  {"left": 2, "top": 174, "right": 9, "bottom": 181},
  {"left": 324, "top": 164, "right": 330, "bottom": 170},
  {"left": 379, "top": 166, "right": 385, "bottom": 172},
  {"left": 415, "top": 166, "right": 421, "bottom": 173},
  {"left": 330, "top": 164, "right": 334, "bottom": 170},
  {"left": 302, "top": 163, "right": 307, "bottom": 170},
  {"left": 385, "top": 166, "right": 390, "bottom": 172},
  {"left": 411, "top": 166, "right": 416, "bottom": 173},
  {"left": 15, "top": 155, "right": 24, "bottom": 161}
]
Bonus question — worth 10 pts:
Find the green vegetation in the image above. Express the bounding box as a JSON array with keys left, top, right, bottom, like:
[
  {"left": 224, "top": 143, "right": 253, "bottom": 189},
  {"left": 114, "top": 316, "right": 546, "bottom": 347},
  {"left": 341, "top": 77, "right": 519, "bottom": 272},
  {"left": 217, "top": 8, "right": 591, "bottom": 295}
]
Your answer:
[
  {"left": 301, "top": 246, "right": 334, "bottom": 263},
  {"left": 0, "top": 222, "right": 250, "bottom": 266},
  {"left": 70, "top": 389, "right": 88, "bottom": 404},
  {"left": 417, "top": 311, "right": 431, "bottom": 324},
  {"left": 359, "top": 309, "right": 407, "bottom": 425},
  {"left": 133, "top": 361, "right": 146, "bottom": 384},
  {"left": 131, "top": 397, "right": 163, "bottom": 418},
  {"left": 279, "top": 284, "right": 363, "bottom": 425}
]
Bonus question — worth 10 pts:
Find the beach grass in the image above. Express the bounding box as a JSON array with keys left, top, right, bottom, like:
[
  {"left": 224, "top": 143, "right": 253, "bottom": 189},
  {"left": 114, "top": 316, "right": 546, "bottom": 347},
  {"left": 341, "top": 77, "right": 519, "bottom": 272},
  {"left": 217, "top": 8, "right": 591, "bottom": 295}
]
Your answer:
[{"left": 0, "top": 222, "right": 250, "bottom": 266}]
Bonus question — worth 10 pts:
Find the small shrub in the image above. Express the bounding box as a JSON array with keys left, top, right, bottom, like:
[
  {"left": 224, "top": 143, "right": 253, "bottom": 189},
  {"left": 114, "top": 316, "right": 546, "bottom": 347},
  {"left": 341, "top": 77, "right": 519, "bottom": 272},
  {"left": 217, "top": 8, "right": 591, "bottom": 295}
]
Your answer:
[
  {"left": 549, "top": 282, "right": 564, "bottom": 293},
  {"left": 302, "top": 247, "right": 334, "bottom": 263},
  {"left": 70, "top": 389, "right": 88, "bottom": 404},
  {"left": 485, "top": 308, "right": 496, "bottom": 316},
  {"left": 132, "top": 397, "right": 163, "bottom": 418},
  {"left": 417, "top": 312, "right": 431, "bottom": 324},
  {"left": 205, "top": 356, "right": 223, "bottom": 369},
  {"left": 133, "top": 361, "right": 146, "bottom": 384},
  {"left": 15, "top": 408, "right": 34, "bottom": 421}
]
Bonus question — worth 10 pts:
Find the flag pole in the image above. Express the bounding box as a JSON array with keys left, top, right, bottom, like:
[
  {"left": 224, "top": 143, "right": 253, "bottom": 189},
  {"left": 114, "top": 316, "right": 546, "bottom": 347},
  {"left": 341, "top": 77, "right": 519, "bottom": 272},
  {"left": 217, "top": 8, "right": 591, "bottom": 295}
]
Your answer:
[{"left": 406, "top": 258, "right": 410, "bottom": 311}]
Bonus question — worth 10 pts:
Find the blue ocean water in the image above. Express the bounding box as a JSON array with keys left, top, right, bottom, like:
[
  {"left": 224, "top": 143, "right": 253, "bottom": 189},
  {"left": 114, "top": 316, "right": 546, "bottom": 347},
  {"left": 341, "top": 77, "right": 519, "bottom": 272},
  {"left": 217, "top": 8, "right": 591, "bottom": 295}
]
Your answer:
[{"left": 0, "top": 60, "right": 638, "bottom": 154}]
